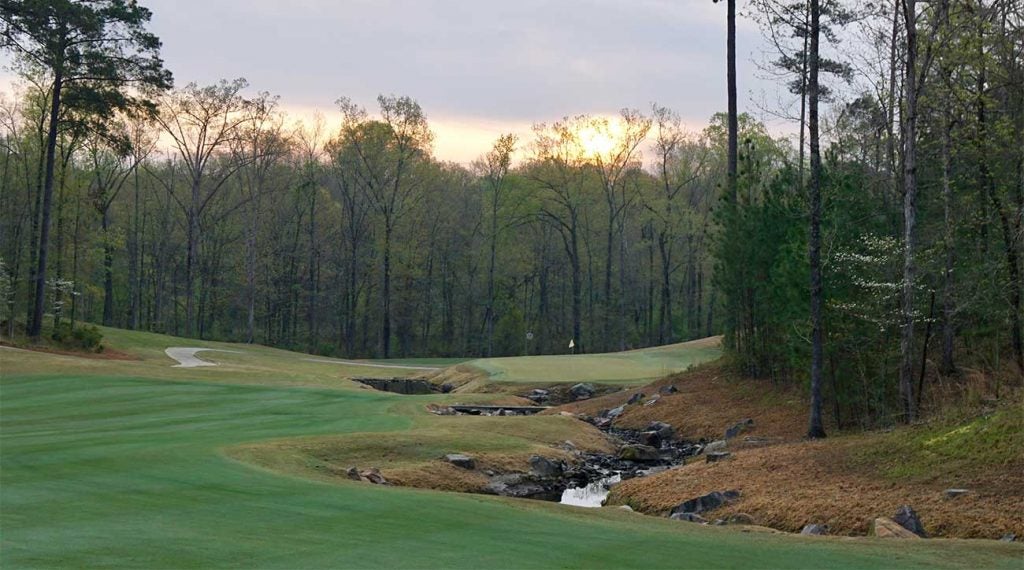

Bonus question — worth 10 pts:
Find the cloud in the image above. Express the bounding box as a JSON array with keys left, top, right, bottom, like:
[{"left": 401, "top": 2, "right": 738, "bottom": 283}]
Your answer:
[{"left": 2, "top": 0, "right": 790, "bottom": 162}]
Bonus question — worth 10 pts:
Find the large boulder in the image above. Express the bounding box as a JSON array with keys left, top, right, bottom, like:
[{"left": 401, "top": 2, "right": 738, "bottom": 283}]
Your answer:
[
  {"left": 892, "top": 505, "right": 928, "bottom": 538},
  {"left": 647, "top": 421, "right": 675, "bottom": 440},
  {"left": 359, "top": 468, "right": 388, "bottom": 485},
  {"left": 444, "top": 454, "right": 476, "bottom": 469},
  {"left": 704, "top": 440, "right": 728, "bottom": 453},
  {"left": 527, "top": 388, "right": 549, "bottom": 403},
  {"left": 706, "top": 451, "right": 732, "bottom": 463},
  {"left": 605, "top": 405, "right": 626, "bottom": 419},
  {"left": 800, "top": 524, "right": 829, "bottom": 536},
  {"left": 569, "top": 383, "right": 596, "bottom": 400},
  {"left": 724, "top": 418, "right": 755, "bottom": 440},
  {"left": 618, "top": 444, "right": 661, "bottom": 462},
  {"left": 727, "top": 513, "right": 755, "bottom": 525},
  {"left": 871, "top": 517, "right": 922, "bottom": 539},
  {"left": 484, "top": 474, "right": 563, "bottom": 501},
  {"left": 529, "top": 455, "right": 563, "bottom": 478},
  {"left": 640, "top": 431, "right": 662, "bottom": 447},
  {"left": 669, "top": 512, "right": 707, "bottom": 523},
  {"left": 670, "top": 490, "right": 741, "bottom": 516}
]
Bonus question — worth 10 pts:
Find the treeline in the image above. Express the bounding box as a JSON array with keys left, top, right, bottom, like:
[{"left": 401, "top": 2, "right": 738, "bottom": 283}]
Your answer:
[
  {"left": 1, "top": 77, "right": 727, "bottom": 358},
  {"left": 2, "top": 0, "right": 1021, "bottom": 432},
  {"left": 718, "top": 0, "right": 1023, "bottom": 429}
]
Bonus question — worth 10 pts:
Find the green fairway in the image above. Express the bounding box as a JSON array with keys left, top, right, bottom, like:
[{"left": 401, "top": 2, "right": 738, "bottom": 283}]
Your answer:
[
  {"left": 463, "top": 336, "right": 724, "bottom": 386},
  {"left": 1, "top": 337, "right": 1020, "bottom": 569}
]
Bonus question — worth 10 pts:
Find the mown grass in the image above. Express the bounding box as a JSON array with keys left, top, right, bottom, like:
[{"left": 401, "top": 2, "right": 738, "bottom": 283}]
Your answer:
[
  {"left": 1, "top": 329, "right": 1021, "bottom": 568},
  {"left": 462, "top": 337, "right": 723, "bottom": 386}
]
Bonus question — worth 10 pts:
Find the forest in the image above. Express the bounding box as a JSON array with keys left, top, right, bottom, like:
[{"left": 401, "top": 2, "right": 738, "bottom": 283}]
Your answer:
[{"left": 1, "top": 0, "right": 1022, "bottom": 432}]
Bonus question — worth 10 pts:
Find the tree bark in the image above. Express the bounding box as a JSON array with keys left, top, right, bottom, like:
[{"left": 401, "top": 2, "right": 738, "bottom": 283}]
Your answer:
[
  {"left": 898, "top": 0, "right": 920, "bottom": 423},
  {"left": 807, "top": 0, "right": 827, "bottom": 439},
  {"left": 727, "top": 0, "right": 738, "bottom": 202},
  {"left": 28, "top": 70, "right": 63, "bottom": 339},
  {"left": 940, "top": 110, "right": 956, "bottom": 375},
  {"left": 101, "top": 208, "right": 114, "bottom": 326}
]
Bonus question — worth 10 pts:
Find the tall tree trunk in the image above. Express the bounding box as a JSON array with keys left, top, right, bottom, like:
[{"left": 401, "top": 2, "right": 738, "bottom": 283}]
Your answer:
[
  {"left": 381, "top": 223, "right": 392, "bottom": 358},
  {"left": 307, "top": 192, "right": 318, "bottom": 353},
  {"left": 898, "top": 0, "right": 919, "bottom": 423},
  {"left": 658, "top": 233, "right": 673, "bottom": 344},
  {"left": 807, "top": 0, "right": 827, "bottom": 439},
  {"left": 28, "top": 71, "right": 63, "bottom": 339},
  {"left": 940, "top": 111, "right": 956, "bottom": 374},
  {"left": 245, "top": 208, "right": 258, "bottom": 343},
  {"left": 727, "top": 0, "right": 738, "bottom": 202},
  {"left": 102, "top": 207, "right": 114, "bottom": 326},
  {"left": 129, "top": 167, "right": 140, "bottom": 329},
  {"left": 185, "top": 182, "right": 199, "bottom": 338}
]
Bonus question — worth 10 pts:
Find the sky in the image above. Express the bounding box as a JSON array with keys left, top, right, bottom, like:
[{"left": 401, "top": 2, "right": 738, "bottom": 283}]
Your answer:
[{"left": 1, "top": 0, "right": 791, "bottom": 164}]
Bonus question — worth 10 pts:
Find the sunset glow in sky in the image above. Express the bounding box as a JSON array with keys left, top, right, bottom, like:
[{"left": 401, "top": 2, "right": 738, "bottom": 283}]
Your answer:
[{"left": 1, "top": 0, "right": 788, "bottom": 163}]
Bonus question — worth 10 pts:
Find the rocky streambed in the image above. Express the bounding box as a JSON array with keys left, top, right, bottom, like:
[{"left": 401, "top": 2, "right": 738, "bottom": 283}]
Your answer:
[{"left": 458, "top": 418, "right": 704, "bottom": 508}]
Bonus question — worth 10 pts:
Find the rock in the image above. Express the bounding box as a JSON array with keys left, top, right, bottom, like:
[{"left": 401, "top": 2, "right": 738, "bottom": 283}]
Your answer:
[
  {"left": 618, "top": 444, "right": 661, "bottom": 462},
  {"left": 484, "top": 473, "right": 563, "bottom": 501},
  {"left": 640, "top": 431, "right": 662, "bottom": 447},
  {"left": 606, "top": 405, "right": 626, "bottom": 419},
  {"left": 359, "top": 468, "right": 387, "bottom": 485},
  {"left": 527, "top": 389, "right": 549, "bottom": 403},
  {"left": 444, "top": 454, "right": 476, "bottom": 469},
  {"left": 529, "top": 455, "right": 563, "bottom": 478},
  {"left": 644, "top": 395, "right": 661, "bottom": 406},
  {"left": 647, "top": 421, "right": 675, "bottom": 440},
  {"left": 440, "top": 382, "right": 454, "bottom": 393},
  {"left": 561, "top": 440, "right": 577, "bottom": 452},
  {"left": 706, "top": 451, "right": 732, "bottom": 463},
  {"left": 892, "top": 505, "right": 928, "bottom": 538},
  {"left": 670, "top": 490, "right": 740, "bottom": 516},
  {"left": 669, "top": 512, "right": 707, "bottom": 523},
  {"left": 713, "top": 519, "right": 727, "bottom": 526},
  {"left": 999, "top": 533, "right": 1016, "bottom": 542},
  {"left": 800, "top": 524, "right": 829, "bottom": 536},
  {"left": 704, "top": 440, "right": 728, "bottom": 453},
  {"left": 727, "top": 513, "right": 755, "bottom": 525},
  {"left": 944, "top": 488, "right": 969, "bottom": 499},
  {"left": 871, "top": 517, "right": 921, "bottom": 539},
  {"left": 345, "top": 467, "right": 362, "bottom": 481},
  {"left": 659, "top": 384, "right": 678, "bottom": 395},
  {"left": 569, "top": 383, "right": 596, "bottom": 400},
  {"left": 724, "top": 418, "right": 756, "bottom": 439},
  {"left": 627, "top": 392, "right": 645, "bottom": 405},
  {"left": 618, "top": 505, "right": 634, "bottom": 512},
  {"left": 558, "top": 411, "right": 575, "bottom": 417}
]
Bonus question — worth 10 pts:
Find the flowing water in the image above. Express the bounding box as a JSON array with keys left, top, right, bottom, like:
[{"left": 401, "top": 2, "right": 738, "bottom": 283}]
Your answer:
[{"left": 559, "top": 474, "right": 621, "bottom": 507}]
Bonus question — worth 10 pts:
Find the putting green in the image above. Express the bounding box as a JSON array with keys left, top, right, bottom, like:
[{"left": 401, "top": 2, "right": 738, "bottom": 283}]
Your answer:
[
  {"left": 465, "top": 337, "right": 723, "bottom": 385},
  {"left": 1, "top": 336, "right": 1020, "bottom": 568}
]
